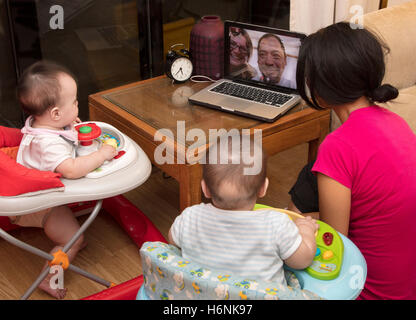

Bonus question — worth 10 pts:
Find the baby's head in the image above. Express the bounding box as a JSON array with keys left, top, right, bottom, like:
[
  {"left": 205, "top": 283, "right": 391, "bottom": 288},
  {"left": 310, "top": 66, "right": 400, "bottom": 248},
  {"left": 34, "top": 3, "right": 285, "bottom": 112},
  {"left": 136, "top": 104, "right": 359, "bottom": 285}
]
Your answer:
[
  {"left": 17, "top": 61, "right": 78, "bottom": 128},
  {"left": 202, "top": 134, "right": 268, "bottom": 211}
]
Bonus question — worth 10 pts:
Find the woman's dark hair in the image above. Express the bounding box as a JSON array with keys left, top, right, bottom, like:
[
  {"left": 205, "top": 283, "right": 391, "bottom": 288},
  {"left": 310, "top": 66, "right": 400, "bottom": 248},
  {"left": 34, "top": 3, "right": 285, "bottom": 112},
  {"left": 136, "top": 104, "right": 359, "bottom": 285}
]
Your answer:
[{"left": 296, "top": 22, "right": 398, "bottom": 110}]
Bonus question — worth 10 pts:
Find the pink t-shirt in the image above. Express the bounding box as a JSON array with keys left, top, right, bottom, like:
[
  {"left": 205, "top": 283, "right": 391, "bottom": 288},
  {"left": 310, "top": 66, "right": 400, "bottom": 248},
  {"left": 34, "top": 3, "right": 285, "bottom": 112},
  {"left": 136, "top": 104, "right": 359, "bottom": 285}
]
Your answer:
[{"left": 313, "top": 105, "right": 416, "bottom": 300}]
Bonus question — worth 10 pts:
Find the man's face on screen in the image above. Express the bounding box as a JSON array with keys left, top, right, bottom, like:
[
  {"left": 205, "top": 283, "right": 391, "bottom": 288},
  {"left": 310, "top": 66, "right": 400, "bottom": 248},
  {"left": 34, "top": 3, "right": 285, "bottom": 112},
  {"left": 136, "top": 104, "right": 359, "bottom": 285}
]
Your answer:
[{"left": 258, "top": 36, "right": 287, "bottom": 84}]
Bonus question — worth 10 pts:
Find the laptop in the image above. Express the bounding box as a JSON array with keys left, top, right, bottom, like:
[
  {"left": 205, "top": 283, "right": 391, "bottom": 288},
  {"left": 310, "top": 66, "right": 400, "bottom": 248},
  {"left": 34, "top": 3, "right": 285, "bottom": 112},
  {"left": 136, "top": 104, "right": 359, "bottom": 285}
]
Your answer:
[{"left": 188, "top": 21, "right": 306, "bottom": 122}]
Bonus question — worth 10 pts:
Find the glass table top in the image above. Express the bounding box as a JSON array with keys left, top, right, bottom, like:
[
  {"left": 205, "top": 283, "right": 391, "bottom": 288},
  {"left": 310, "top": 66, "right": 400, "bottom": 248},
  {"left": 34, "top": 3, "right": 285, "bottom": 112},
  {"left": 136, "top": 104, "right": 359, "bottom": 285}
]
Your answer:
[{"left": 103, "top": 77, "right": 307, "bottom": 147}]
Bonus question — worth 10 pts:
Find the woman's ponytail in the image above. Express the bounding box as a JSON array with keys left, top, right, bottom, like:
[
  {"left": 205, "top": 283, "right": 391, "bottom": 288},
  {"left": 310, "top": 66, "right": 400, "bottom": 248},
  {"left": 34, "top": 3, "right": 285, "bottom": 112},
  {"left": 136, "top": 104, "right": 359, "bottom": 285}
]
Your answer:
[{"left": 370, "top": 84, "right": 399, "bottom": 103}]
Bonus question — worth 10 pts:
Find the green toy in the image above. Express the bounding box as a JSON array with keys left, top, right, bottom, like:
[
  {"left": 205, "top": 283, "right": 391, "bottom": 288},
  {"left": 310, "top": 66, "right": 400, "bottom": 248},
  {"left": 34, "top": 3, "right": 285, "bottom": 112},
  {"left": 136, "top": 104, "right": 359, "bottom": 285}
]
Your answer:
[{"left": 254, "top": 204, "right": 344, "bottom": 280}]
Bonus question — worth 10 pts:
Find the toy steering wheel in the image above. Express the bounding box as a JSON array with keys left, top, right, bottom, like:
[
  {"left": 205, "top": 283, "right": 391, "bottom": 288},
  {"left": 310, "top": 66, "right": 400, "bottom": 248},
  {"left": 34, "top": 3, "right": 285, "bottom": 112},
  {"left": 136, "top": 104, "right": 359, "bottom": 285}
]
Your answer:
[{"left": 74, "top": 122, "right": 137, "bottom": 179}]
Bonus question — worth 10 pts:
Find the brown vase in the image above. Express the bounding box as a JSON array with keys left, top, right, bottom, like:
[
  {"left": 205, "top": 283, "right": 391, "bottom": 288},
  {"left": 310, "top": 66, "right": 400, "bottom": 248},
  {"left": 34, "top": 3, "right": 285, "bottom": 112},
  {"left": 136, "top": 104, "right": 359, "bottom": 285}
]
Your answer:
[{"left": 190, "top": 15, "right": 224, "bottom": 80}]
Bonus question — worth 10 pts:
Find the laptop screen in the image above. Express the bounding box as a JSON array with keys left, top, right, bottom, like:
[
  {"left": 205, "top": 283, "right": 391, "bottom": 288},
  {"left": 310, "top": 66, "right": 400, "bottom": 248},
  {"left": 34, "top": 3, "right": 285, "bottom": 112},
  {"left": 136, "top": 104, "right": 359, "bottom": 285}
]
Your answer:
[{"left": 224, "top": 21, "right": 305, "bottom": 90}]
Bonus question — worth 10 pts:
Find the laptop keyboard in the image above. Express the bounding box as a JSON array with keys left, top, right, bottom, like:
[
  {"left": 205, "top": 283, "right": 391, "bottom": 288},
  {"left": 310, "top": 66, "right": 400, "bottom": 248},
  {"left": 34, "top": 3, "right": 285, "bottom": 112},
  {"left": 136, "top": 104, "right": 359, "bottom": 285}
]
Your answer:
[{"left": 210, "top": 82, "right": 293, "bottom": 107}]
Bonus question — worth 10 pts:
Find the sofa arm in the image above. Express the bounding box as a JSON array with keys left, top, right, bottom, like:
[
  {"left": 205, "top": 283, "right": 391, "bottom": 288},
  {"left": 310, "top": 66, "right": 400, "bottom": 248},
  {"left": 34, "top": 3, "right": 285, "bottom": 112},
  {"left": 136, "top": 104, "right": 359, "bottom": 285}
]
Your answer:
[
  {"left": 380, "top": 85, "right": 416, "bottom": 134},
  {"left": 363, "top": 1, "right": 416, "bottom": 89}
]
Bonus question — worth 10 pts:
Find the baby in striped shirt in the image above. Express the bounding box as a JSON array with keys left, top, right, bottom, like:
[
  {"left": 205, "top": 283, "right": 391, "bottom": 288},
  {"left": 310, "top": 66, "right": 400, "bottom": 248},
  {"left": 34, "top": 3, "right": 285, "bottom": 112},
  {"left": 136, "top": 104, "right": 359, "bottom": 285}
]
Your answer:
[{"left": 169, "top": 135, "right": 318, "bottom": 284}]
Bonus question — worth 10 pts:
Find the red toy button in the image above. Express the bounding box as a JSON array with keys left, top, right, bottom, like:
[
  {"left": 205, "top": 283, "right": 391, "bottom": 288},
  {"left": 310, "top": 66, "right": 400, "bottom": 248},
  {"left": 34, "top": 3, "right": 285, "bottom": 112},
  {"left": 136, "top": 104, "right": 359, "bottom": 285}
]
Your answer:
[
  {"left": 114, "top": 150, "right": 126, "bottom": 159},
  {"left": 76, "top": 123, "right": 101, "bottom": 146},
  {"left": 323, "top": 232, "right": 333, "bottom": 246}
]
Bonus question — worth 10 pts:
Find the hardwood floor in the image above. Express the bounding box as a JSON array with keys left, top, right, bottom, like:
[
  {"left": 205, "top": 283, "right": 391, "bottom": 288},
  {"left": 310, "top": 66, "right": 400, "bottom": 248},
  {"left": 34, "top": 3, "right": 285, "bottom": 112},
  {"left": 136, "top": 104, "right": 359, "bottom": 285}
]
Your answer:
[{"left": 0, "top": 143, "right": 308, "bottom": 300}]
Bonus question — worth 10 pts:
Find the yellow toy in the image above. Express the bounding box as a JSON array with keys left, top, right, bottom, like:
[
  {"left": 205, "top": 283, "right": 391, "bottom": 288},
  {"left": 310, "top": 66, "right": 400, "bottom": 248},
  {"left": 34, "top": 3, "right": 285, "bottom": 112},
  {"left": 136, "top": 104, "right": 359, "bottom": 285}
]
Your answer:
[{"left": 104, "top": 138, "right": 118, "bottom": 149}]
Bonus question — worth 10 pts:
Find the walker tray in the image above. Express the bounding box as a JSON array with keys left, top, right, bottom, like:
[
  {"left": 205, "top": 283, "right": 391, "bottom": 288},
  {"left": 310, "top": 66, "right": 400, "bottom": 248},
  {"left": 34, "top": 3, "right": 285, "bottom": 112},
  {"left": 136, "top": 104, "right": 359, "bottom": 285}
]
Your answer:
[
  {"left": 75, "top": 122, "right": 136, "bottom": 178},
  {"left": 254, "top": 204, "right": 344, "bottom": 280}
]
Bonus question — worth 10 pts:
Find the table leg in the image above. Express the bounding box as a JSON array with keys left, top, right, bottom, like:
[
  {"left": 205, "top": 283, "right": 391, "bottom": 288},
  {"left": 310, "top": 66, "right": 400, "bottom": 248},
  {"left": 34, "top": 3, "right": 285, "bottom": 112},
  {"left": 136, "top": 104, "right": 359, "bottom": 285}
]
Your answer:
[
  {"left": 179, "top": 164, "right": 202, "bottom": 212},
  {"left": 308, "top": 139, "right": 319, "bottom": 162}
]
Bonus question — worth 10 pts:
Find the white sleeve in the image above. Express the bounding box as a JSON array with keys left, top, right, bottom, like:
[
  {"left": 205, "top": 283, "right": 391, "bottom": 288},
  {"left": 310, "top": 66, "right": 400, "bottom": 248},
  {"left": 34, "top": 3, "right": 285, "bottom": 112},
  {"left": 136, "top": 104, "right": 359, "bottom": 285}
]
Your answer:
[
  {"left": 40, "top": 140, "right": 74, "bottom": 172},
  {"left": 275, "top": 214, "right": 303, "bottom": 260},
  {"left": 170, "top": 208, "right": 191, "bottom": 248}
]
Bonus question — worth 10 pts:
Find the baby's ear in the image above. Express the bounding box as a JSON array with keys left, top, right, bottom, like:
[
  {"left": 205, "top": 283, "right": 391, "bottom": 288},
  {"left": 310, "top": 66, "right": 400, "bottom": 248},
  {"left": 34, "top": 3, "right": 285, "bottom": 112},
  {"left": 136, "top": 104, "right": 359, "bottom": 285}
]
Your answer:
[
  {"left": 49, "top": 106, "right": 60, "bottom": 121},
  {"left": 258, "top": 177, "right": 269, "bottom": 198},
  {"left": 201, "top": 179, "right": 212, "bottom": 199}
]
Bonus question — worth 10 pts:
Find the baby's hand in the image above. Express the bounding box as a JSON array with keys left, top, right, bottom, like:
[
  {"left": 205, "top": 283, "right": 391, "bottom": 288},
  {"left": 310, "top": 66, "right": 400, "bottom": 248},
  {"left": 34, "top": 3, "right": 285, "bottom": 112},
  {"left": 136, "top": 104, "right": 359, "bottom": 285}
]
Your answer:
[
  {"left": 69, "top": 118, "right": 82, "bottom": 131},
  {"left": 295, "top": 216, "right": 319, "bottom": 235},
  {"left": 98, "top": 144, "right": 118, "bottom": 161}
]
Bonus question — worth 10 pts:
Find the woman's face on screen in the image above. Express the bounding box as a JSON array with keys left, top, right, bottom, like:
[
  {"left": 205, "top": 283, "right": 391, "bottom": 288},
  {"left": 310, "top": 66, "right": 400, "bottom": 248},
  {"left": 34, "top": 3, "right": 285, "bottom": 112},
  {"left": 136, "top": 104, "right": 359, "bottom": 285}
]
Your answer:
[{"left": 230, "top": 34, "right": 249, "bottom": 66}]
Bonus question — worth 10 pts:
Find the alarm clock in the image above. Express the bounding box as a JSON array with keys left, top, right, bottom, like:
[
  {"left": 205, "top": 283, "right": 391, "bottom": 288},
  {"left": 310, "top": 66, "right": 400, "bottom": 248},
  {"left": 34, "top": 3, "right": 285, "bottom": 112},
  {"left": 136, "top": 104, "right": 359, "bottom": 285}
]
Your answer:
[{"left": 166, "top": 43, "right": 193, "bottom": 83}]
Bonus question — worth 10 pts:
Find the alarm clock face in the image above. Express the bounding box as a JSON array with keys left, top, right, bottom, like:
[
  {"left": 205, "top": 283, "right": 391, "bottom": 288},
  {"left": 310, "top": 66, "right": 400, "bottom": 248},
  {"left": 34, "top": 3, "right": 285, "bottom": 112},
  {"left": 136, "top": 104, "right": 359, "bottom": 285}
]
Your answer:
[{"left": 171, "top": 57, "right": 193, "bottom": 82}]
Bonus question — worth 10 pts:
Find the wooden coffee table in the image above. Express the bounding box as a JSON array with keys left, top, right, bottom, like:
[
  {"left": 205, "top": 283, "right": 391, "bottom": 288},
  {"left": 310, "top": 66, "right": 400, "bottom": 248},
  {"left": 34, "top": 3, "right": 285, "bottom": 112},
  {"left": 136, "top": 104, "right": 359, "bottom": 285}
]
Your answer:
[{"left": 89, "top": 75, "right": 330, "bottom": 211}]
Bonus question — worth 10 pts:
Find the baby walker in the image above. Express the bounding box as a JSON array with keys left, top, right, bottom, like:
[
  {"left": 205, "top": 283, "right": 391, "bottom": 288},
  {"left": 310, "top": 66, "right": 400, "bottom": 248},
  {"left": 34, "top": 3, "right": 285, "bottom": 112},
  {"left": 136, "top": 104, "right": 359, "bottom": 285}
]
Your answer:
[
  {"left": 255, "top": 205, "right": 367, "bottom": 299},
  {"left": 135, "top": 205, "right": 367, "bottom": 300},
  {"left": 0, "top": 121, "right": 159, "bottom": 299}
]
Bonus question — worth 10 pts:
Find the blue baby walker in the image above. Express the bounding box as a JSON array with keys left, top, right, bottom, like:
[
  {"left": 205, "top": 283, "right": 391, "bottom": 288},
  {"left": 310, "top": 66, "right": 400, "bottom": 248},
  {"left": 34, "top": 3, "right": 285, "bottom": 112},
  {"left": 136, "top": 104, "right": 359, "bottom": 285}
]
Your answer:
[{"left": 136, "top": 205, "right": 367, "bottom": 300}]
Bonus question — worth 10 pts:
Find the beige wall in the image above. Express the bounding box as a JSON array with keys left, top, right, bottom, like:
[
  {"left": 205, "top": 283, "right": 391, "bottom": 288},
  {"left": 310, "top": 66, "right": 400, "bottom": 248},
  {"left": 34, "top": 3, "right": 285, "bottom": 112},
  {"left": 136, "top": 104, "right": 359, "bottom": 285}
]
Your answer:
[
  {"left": 388, "top": 0, "right": 414, "bottom": 7},
  {"left": 290, "top": 0, "right": 380, "bottom": 34},
  {"left": 335, "top": 0, "right": 379, "bottom": 22}
]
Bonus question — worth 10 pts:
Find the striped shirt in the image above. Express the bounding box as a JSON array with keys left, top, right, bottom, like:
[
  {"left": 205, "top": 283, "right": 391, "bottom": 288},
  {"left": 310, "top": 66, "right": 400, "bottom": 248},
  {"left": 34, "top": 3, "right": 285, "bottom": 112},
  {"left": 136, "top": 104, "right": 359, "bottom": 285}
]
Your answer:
[{"left": 170, "top": 203, "right": 302, "bottom": 285}]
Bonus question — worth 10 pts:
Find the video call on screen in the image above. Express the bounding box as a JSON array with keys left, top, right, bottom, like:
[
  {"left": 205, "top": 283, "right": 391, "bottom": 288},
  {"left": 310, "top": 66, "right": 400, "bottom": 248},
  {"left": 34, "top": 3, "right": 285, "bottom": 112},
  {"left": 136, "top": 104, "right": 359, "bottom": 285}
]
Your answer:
[{"left": 227, "top": 26, "right": 301, "bottom": 90}]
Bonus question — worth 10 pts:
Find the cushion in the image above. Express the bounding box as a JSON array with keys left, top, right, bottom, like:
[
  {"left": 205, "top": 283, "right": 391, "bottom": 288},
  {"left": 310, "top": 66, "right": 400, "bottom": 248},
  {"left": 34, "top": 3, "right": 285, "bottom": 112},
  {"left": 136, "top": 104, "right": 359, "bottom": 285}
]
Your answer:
[
  {"left": 0, "top": 126, "right": 64, "bottom": 197},
  {"left": 140, "top": 241, "right": 323, "bottom": 300},
  {"left": 0, "top": 126, "right": 23, "bottom": 148},
  {"left": 0, "top": 146, "right": 19, "bottom": 160},
  {"left": 380, "top": 85, "right": 416, "bottom": 134},
  {"left": 364, "top": 1, "right": 416, "bottom": 90},
  {"left": 331, "top": 86, "right": 416, "bottom": 133}
]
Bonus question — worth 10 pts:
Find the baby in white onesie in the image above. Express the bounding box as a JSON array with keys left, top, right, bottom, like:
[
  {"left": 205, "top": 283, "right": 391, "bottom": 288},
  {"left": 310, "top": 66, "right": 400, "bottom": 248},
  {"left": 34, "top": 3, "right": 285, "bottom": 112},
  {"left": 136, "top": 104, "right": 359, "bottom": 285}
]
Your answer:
[
  {"left": 169, "top": 135, "right": 319, "bottom": 284},
  {"left": 15, "top": 61, "right": 117, "bottom": 299}
]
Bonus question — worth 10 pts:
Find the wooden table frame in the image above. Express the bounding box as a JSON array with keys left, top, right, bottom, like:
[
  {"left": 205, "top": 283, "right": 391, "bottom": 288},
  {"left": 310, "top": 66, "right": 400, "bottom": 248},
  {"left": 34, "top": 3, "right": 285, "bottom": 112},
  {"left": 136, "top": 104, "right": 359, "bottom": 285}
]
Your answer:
[{"left": 89, "top": 76, "right": 330, "bottom": 211}]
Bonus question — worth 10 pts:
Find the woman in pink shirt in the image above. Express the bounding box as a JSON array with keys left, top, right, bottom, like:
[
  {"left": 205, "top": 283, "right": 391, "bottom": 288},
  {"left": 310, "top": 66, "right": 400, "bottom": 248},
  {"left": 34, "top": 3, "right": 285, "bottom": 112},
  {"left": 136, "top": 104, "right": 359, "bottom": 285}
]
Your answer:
[{"left": 288, "top": 22, "right": 416, "bottom": 299}]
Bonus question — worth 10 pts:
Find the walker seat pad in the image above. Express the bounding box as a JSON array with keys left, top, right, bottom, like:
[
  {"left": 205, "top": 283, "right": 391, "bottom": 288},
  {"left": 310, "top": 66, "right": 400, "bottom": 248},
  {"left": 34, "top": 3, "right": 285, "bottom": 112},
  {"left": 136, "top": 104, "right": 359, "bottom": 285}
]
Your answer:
[
  {"left": 139, "top": 241, "right": 323, "bottom": 300},
  {"left": 0, "top": 136, "right": 151, "bottom": 216},
  {"left": 0, "top": 126, "right": 64, "bottom": 198}
]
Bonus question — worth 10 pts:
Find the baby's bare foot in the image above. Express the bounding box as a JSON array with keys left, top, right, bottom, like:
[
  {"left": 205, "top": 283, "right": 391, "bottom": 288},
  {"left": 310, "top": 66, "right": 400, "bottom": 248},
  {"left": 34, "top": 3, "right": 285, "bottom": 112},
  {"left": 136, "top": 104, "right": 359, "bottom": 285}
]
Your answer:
[{"left": 38, "top": 272, "right": 67, "bottom": 299}]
